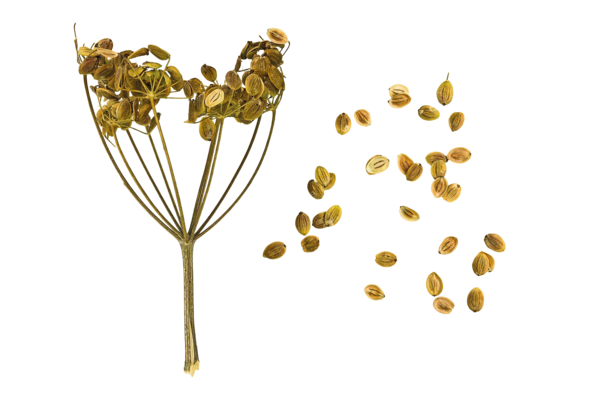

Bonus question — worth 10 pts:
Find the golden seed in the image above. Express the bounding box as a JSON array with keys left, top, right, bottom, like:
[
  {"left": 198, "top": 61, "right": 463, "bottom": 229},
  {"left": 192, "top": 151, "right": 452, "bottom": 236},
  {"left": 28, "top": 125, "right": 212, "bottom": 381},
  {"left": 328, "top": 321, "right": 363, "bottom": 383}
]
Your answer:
[
  {"left": 205, "top": 89, "right": 224, "bottom": 108},
  {"left": 425, "top": 152, "right": 448, "bottom": 165},
  {"left": 148, "top": 44, "right": 170, "bottom": 60},
  {"left": 467, "top": 288, "right": 484, "bottom": 312},
  {"left": 301, "top": 235, "right": 320, "bottom": 253},
  {"left": 438, "top": 236, "right": 458, "bottom": 255},
  {"left": 307, "top": 180, "right": 325, "bottom": 200},
  {"left": 267, "top": 28, "right": 288, "bottom": 44},
  {"left": 406, "top": 163, "right": 423, "bottom": 182},
  {"left": 335, "top": 113, "right": 352, "bottom": 135},
  {"left": 447, "top": 147, "right": 471, "bottom": 164},
  {"left": 389, "top": 84, "right": 410, "bottom": 96},
  {"left": 375, "top": 251, "right": 397, "bottom": 267},
  {"left": 433, "top": 297, "right": 455, "bottom": 314},
  {"left": 472, "top": 251, "right": 491, "bottom": 276},
  {"left": 263, "top": 241, "right": 286, "bottom": 259},
  {"left": 486, "top": 252, "right": 496, "bottom": 273},
  {"left": 388, "top": 94, "right": 412, "bottom": 109},
  {"left": 431, "top": 160, "right": 447, "bottom": 179},
  {"left": 295, "top": 212, "right": 311, "bottom": 236},
  {"left": 312, "top": 212, "right": 327, "bottom": 229},
  {"left": 245, "top": 74, "right": 264, "bottom": 97},
  {"left": 267, "top": 66, "right": 285, "bottom": 90},
  {"left": 78, "top": 57, "right": 98, "bottom": 75},
  {"left": 443, "top": 183, "right": 461, "bottom": 203},
  {"left": 116, "top": 99, "right": 132, "bottom": 121},
  {"left": 96, "top": 48, "right": 119, "bottom": 59},
  {"left": 397, "top": 153, "right": 414, "bottom": 175},
  {"left": 142, "top": 61, "right": 162, "bottom": 69},
  {"left": 225, "top": 70, "right": 242, "bottom": 90},
  {"left": 418, "top": 105, "right": 440, "bottom": 121},
  {"left": 354, "top": 109, "right": 372, "bottom": 127},
  {"left": 199, "top": 118, "right": 215, "bottom": 141},
  {"left": 189, "top": 78, "right": 205, "bottom": 94},
  {"left": 183, "top": 81, "right": 194, "bottom": 98},
  {"left": 436, "top": 73, "right": 454, "bottom": 106},
  {"left": 431, "top": 177, "right": 448, "bottom": 198},
  {"left": 426, "top": 272, "right": 443, "bottom": 296},
  {"left": 315, "top": 166, "right": 331, "bottom": 187},
  {"left": 399, "top": 206, "right": 420, "bottom": 222},
  {"left": 366, "top": 155, "right": 390, "bottom": 175},
  {"left": 128, "top": 47, "right": 149, "bottom": 59},
  {"left": 364, "top": 284, "right": 385, "bottom": 301},
  {"left": 201, "top": 64, "right": 217, "bottom": 82},
  {"left": 324, "top": 173, "right": 336, "bottom": 190},
  {"left": 325, "top": 205, "right": 342, "bottom": 227},
  {"left": 449, "top": 112, "right": 465, "bottom": 132},
  {"left": 484, "top": 234, "right": 506, "bottom": 253}
]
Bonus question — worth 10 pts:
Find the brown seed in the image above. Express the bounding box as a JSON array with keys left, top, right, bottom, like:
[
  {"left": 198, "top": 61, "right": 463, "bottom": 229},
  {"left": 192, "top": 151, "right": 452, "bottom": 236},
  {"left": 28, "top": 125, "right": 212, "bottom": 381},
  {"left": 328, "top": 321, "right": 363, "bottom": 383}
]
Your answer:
[
  {"left": 399, "top": 206, "right": 420, "bottom": 222},
  {"left": 433, "top": 297, "right": 455, "bottom": 314},
  {"left": 406, "top": 163, "right": 423, "bottom": 181},
  {"left": 128, "top": 47, "right": 149, "bottom": 59},
  {"left": 78, "top": 57, "right": 98, "bottom": 75},
  {"left": 199, "top": 118, "right": 215, "bottom": 141},
  {"left": 324, "top": 173, "right": 336, "bottom": 190},
  {"left": 484, "top": 234, "right": 506, "bottom": 253},
  {"left": 472, "top": 252, "right": 491, "bottom": 276},
  {"left": 366, "top": 155, "right": 390, "bottom": 175},
  {"left": 312, "top": 212, "right": 327, "bottom": 229},
  {"left": 449, "top": 112, "right": 465, "bottom": 132},
  {"left": 295, "top": 212, "right": 311, "bottom": 236},
  {"left": 183, "top": 81, "right": 194, "bottom": 98},
  {"left": 263, "top": 242, "right": 286, "bottom": 259},
  {"left": 315, "top": 166, "right": 331, "bottom": 187},
  {"left": 148, "top": 44, "right": 170, "bottom": 60},
  {"left": 267, "top": 28, "right": 288, "bottom": 44},
  {"left": 301, "top": 236, "right": 320, "bottom": 253},
  {"left": 467, "top": 288, "right": 484, "bottom": 312},
  {"left": 486, "top": 252, "right": 496, "bottom": 273},
  {"left": 425, "top": 152, "right": 448, "bottom": 165},
  {"left": 443, "top": 183, "right": 461, "bottom": 203},
  {"left": 201, "top": 64, "right": 217, "bottom": 82},
  {"left": 431, "top": 160, "right": 447, "bottom": 178},
  {"left": 388, "top": 94, "right": 412, "bottom": 109},
  {"left": 225, "top": 71, "right": 242, "bottom": 90},
  {"left": 96, "top": 48, "right": 118, "bottom": 59},
  {"left": 325, "top": 205, "right": 342, "bottom": 227},
  {"left": 431, "top": 177, "right": 449, "bottom": 198},
  {"left": 364, "top": 284, "right": 385, "bottom": 300},
  {"left": 389, "top": 84, "right": 410, "bottom": 96},
  {"left": 438, "top": 236, "right": 458, "bottom": 255},
  {"left": 189, "top": 78, "right": 204, "bottom": 94},
  {"left": 426, "top": 272, "right": 443, "bottom": 296},
  {"left": 375, "top": 251, "right": 397, "bottom": 267},
  {"left": 447, "top": 147, "right": 471, "bottom": 164},
  {"left": 354, "top": 109, "right": 372, "bottom": 127},
  {"left": 267, "top": 66, "right": 285, "bottom": 90},
  {"left": 437, "top": 74, "right": 454, "bottom": 106},
  {"left": 418, "top": 105, "right": 440, "bottom": 121},
  {"left": 307, "top": 180, "right": 325, "bottom": 200},
  {"left": 397, "top": 154, "right": 414, "bottom": 175},
  {"left": 335, "top": 113, "right": 352, "bottom": 135},
  {"left": 245, "top": 74, "right": 264, "bottom": 97}
]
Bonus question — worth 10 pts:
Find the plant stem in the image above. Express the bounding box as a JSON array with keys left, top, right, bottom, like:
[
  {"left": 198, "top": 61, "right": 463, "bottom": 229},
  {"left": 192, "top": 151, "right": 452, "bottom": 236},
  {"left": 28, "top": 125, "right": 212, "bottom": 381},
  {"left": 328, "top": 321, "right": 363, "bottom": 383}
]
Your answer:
[
  {"left": 148, "top": 133, "right": 182, "bottom": 225},
  {"left": 180, "top": 241, "right": 199, "bottom": 376}
]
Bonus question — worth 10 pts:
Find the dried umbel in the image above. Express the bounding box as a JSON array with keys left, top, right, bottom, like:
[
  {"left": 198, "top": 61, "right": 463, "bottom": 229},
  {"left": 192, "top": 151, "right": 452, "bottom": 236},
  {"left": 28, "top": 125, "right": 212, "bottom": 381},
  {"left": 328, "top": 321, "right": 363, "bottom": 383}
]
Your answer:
[
  {"left": 324, "top": 173, "right": 336, "bottom": 190},
  {"left": 467, "top": 288, "right": 484, "bottom": 312},
  {"left": 364, "top": 284, "right": 385, "bottom": 300},
  {"left": 325, "top": 205, "right": 342, "bottom": 227},
  {"left": 484, "top": 234, "right": 506, "bottom": 252},
  {"left": 399, "top": 206, "right": 420, "bottom": 222},
  {"left": 418, "top": 105, "right": 440, "bottom": 121},
  {"left": 406, "top": 163, "right": 423, "bottom": 181},
  {"left": 447, "top": 147, "right": 471, "bottom": 164},
  {"left": 431, "top": 160, "right": 447, "bottom": 178},
  {"left": 295, "top": 212, "right": 311, "bottom": 236},
  {"left": 438, "top": 236, "right": 458, "bottom": 255},
  {"left": 375, "top": 251, "right": 397, "bottom": 267},
  {"left": 354, "top": 109, "right": 372, "bottom": 126},
  {"left": 426, "top": 272, "right": 443, "bottom": 296},
  {"left": 308, "top": 180, "right": 325, "bottom": 199},
  {"left": 436, "top": 73, "right": 453, "bottom": 106},
  {"left": 335, "top": 113, "right": 352, "bottom": 135},
  {"left": 366, "top": 155, "right": 390, "bottom": 175},
  {"left": 388, "top": 94, "right": 411, "bottom": 109},
  {"left": 315, "top": 166, "right": 331, "bottom": 187},
  {"left": 449, "top": 112, "right": 465, "bottom": 132},
  {"left": 264, "top": 242, "right": 286, "bottom": 259},
  {"left": 443, "top": 183, "right": 461, "bottom": 203},
  {"left": 312, "top": 212, "right": 327, "bottom": 229},
  {"left": 397, "top": 153, "right": 414, "bottom": 175},
  {"left": 426, "top": 152, "right": 448, "bottom": 165},
  {"left": 433, "top": 297, "right": 455, "bottom": 314},
  {"left": 431, "top": 177, "right": 449, "bottom": 198},
  {"left": 472, "top": 251, "right": 493, "bottom": 276},
  {"left": 301, "top": 235, "right": 320, "bottom": 253},
  {"left": 389, "top": 84, "right": 409, "bottom": 96}
]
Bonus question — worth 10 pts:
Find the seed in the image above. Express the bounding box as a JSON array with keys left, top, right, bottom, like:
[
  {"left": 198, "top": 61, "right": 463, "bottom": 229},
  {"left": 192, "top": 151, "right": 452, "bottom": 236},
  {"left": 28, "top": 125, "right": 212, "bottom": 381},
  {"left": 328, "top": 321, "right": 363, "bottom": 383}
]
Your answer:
[
  {"left": 388, "top": 94, "right": 411, "bottom": 108},
  {"left": 251, "top": 55, "right": 271, "bottom": 77},
  {"left": 264, "top": 49, "right": 284, "bottom": 67},
  {"left": 486, "top": 252, "right": 496, "bottom": 273},
  {"left": 406, "top": 163, "right": 423, "bottom": 181},
  {"left": 267, "top": 66, "right": 285, "bottom": 90},
  {"left": 324, "top": 173, "right": 336, "bottom": 190},
  {"left": 128, "top": 47, "right": 149, "bottom": 59},
  {"left": 225, "top": 71, "right": 242, "bottom": 90},
  {"left": 431, "top": 177, "right": 448, "bottom": 198},
  {"left": 96, "top": 48, "right": 119, "bottom": 59},
  {"left": 472, "top": 251, "right": 491, "bottom": 276},
  {"left": 325, "top": 205, "right": 342, "bottom": 227},
  {"left": 484, "top": 234, "right": 506, "bottom": 252},
  {"left": 467, "top": 288, "right": 484, "bottom": 312},
  {"left": 189, "top": 78, "right": 205, "bottom": 94},
  {"left": 431, "top": 160, "right": 447, "bottom": 178},
  {"left": 301, "top": 236, "right": 320, "bottom": 253},
  {"left": 389, "top": 84, "right": 409, "bottom": 96},
  {"left": 263, "top": 242, "right": 286, "bottom": 259},
  {"left": 335, "top": 113, "right": 352, "bottom": 135},
  {"left": 449, "top": 112, "right": 465, "bottom": 131},
  {"left": 399, "top": 206, "right": 420, "bottom": 222},
  {"left": 315, "top": 166, "right": 331, "bottom": 187},
  {"left": 199, "top": 118, "right": 215, "bottom": 141},
  {"left": 148, "top": 44, "right": 170, "bottom": 60},
  {"left": 433, "top": 297, "right": 455, "bottom": 314},
  {"left": 142, "top": 61, "right": 162, "bottom": 69},
  {"left": 436, "top": 73, "right": 454, "bottom": 106},
  {"left": 447, "top": 147, "right": 471, "bottom": 164},
  {"left": 397, "top": 153, "right": 414, "bottom": 175},
  {"left": 375, "top": 251, "right": 397, "bottom": 267},
  {"left": 425, "top": 152, "right": 448, "bottom": 165},
  {"left": 116, "top": 99, "right": 132, "bottom": 121},
  {"left": 438, "top": 236, "right": 458, "bottom": 255},
  {"left": 364, "top": 284, "right": 385, "bottom": 300},
  {"left": 201, "top": 64, "right": 217, "bottom": 82},
  {"left": 366, "top": 155, "right": 390, "bottom": 175},
  {"left": 96, "top": 38, "right": 113, "bottom": 50},
  {"left": 418, "top": 105, "right": 440, "bottom": 121},
  {"left": 78, "top": 57, "right": 98, "bottom": 75},
  {"left": 243, "top": 98, "right": 266, "bottom": 120},
  {"left": 354, "top": 109, "right": 372, "bottom": 126},
  {"left": 245, "top": 74, "right": 264, "bottom": 97},
  {"left": 205, "top": 89, "right": 224, "bottom": 108},
  {"left": 267, "top": 28, "right": 288, "bottom": 44},
  {"left": 426, "top": 272, "right": 443, "bottom": 296},
  {"left": 295, "top": 212, "right": 311, "bottom": 236},
  {"left": 183, "top": 81, "right": 194, "bottom": 98},
  {"left": 312, "top": 212, "right": 327, "bottom": 229},
  {"left": 443, "top": 183, "right": 461, "bottom": 203},
  {"left": 307, "top": 180, "right": 324, "bottom": 200}
]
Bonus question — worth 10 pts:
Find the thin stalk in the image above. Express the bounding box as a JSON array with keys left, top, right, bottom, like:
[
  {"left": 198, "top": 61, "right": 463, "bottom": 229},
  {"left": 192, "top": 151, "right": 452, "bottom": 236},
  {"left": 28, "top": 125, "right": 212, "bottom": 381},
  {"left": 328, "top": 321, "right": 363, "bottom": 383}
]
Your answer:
[
  {"left": 148, "top": 133, "right": 181, "bottom": 226},
  {"left": 195, "top": 119, "right": 224, "bottom": 229},
  {"left": 180, "top": 241, "right": 199, "bottom": 376}
]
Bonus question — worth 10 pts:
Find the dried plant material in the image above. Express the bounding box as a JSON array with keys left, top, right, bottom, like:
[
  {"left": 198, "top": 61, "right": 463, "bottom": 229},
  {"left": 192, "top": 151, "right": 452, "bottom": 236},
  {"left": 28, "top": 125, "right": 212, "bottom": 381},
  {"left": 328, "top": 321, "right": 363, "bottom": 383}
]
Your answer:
[
  {"left": 267, "top": 28, "right": 288, "bottom": 44},
  {"left": 389, "top": 84, "right": 409, "bottom": 96},
  {"left": 431, "top": 160, "right": 447, "bottom": 178},
  {"left": 436, "top": 73, "right": 454, "bottom": 106},
  {"left": 399, "top": 206, "right": 420, "bottom": 222},
  {"left": 312, "top": 212, "right": 327, "bottom": 229},
  {"left": 189, "top": 78, "right": 205, "bottom": 94},
  {"left": 308, "top": 180, "right": 325, "bottom": 200},
  {"left": 366, "top": 155, "right": 390, "bottom": 175},
  {"left": 375, "top": 252, "right": 397, "bottom": 267},
  {"left": 443, "top": 183, "right": 461, "bottom": 203},
  {"left": 301, "top": 235, "right": 320, "bottom": 253},
  {"left": 263, "top": 242, "right": 286, "bottom": 259},
  {"left": 388, "top": 94, "right": 411, "bottom": 109},
  {"left": 315, "top": 166, "right": 331, "bottom": 187},
  {"left": 325, "top": 205, "right": 342, "bottom": 227},
  {"left": 96, "top": 48, "right": 119, "bottom": 59},
  {"left": 484, "top": 234, "right": 506, "bottom": 252},
  {"left": 426, "top": 152, "right": 448, "bottom": 165},
  {"left": 354, "top": 109, "right": 372, "bottom": 126},
  {"left": 267, "top": 66, "right": 285, "bottom": 90},
  {"left": 364, "top": 284, "right": 385, "bottom": 300},
  {"left": 295, "top": 212, "right": 310, "bottom": 236},
  {"left": 129, "top": 47, "right": 149, "bottom": 59},
  {"left": 406, "top": 163, "right": 423, "bottom": 181},
  {"left": 205, "top": 89, "right": 224, "bottom": 108},
  {"left": 431, "top": 177, "right": 448, "bottom": 198},
  {"left": 426, "top": 272, "right": 443, "bottom": 296},
  {"left": 433, "top": 297, "right": 455, "bottom": 314},
  {"left": 467, "top": 288, "right": 484, "bottom": 312},
  {"left": 449, "top": 112, "right": 465, "bottom": 132},
  {"left": 397, "top": 153, "right": 414, "bottom": 175},
  {"left": 472, "top": 251, "right": 491, "bottom": 276},
  {"left": 324, "top": 173, "right": 336, "bottom": 190},
  {"left": 418, "top": 105, "right": 440, "bottom": 121},
  {"left": 201, "top": 64, "right": 217, "bottom": 82},
  {"left": 245, "top": 74, "right": 264, "bottom": 97},
  {"left": 438, "top": 236, "right": 458, "bottom": 255},
  {"left": 335, "top": 113, "right": 352, "bottom": 135},
  {"left": 148, "top": 44, "right": 170, "bottom": 60},
  {"left": 485, "top": 252, "right": 496, "bottom": 273},
  {"left": 199, "top": 118, "right": 215, "bottom": 141},
  {"left": 225, "top": 71, "right": 242, "bottom": 90},
  {"left": 79, "top": 57, "right": 98, "bottom": 75},
  {"left": 447, "top": 147, "right": 471, "bottom": 164}
]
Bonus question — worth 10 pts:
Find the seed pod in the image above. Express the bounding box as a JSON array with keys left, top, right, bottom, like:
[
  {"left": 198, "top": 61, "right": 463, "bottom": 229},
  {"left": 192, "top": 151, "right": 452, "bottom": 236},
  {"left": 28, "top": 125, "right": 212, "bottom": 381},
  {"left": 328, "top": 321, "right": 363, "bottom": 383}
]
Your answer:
[
  {"left": 96, "top": 38, "right": 114, "bottom": 50},
  {"left": 426, "top": 272, "right": 443, "bottom": 296},
  {"left": 431, "top": 177, "right": 448, "bottom": 198},
  {"left": 267, "top": 66, "right": 285, "bottom": 90},
  {"left": 431, "top": 160, "right": 447, "bottom": 178},
  {"left": 251, "top": 55, "right": 271, "bottom": 77},
  {"left": 142, "top": 61, "right": 162, "bottom": 69},
  {"left": 366, "top": 155, "right": 390, "bottom": 175},
  {"left": 225, "top": 70, "right": 242, "bottom": 90},
  {"left": 426, "top": 152, "right": 448, "bottom": 165},
  {"left": 447, "top": 147, "right": 471, "bottom": 164},
  {"left": 443, "top": 183, "right": 461, "bottom": 203},
  {"left": 97, "top": 88, "right": 118, "bottom": 100},
  {"left": 406, "top": 163, "right": 423, "bottom": 181},
  {"left": 245, "top": 74, "right": 264, "bottom": 97},
  {"left": 397, "top": 154, "right": 414, "bottom": 175},
  {"left": 243, "top": 98, "right": 266, "bottom": 120},
  {"left": 189, "top": 78, "right": 205, "bottom": 94},
  {"left": 263, "top": 81, "right": 279, "bottom": 97},
  {"left": 147, "top": 44, "right": 170, "bottom": 60},
  {"left": 79, "top": 57, "right": 98, "bottom": 74},
  {"left": 388, "top": 94, "right": 411, "bottom": 108},
  {"left": 418, "top": 105, "right": 440, "bottom": 121},
  {"left": 438, "top": 236, "right": 458, "bottom": 255},
  {"left": 234, "top": 56, "right": 242, "bottom": 72},
  {"left": 389, "top": 84, "right": 409, "bottom": 96},
  {"left": 165, "top": 65, "right": 183, "bottom": 82},
  {"left": 433, "top": 297, "right": 455, "bottom": 314},
  {"left": 437, "top": 73, "right": 454, "bottom": 106},
  {"left": 325, "top": 205, "right": 342, "bottom": 227},
  {"left": 467, "top": 288, "right": 484, "bottom": 312},
  {"left": 267, "top": 28, "right": 288, "bottom": 44},
  {"left": 240, "top": 41, "right": 252, "bottom": 59},
  {"left": 182, "top": 80, "right": 194, "bottom": 98},
  {"left": 484, "top": 234, "right": 506, "bottom": 253},
  {"left": 264, "top": 49, "right": 284, "bottom": 67},
  {"left": 199, "top": 118, "right": 215, "bottom": 141},
  {"left": 312, "top": 212, "right": 327, "bottom": 229},
  {"left": 263, "top": 242, "right": 286, "bottom": 259},
  {"left": 194, "top": 93, "right": 206, "bottom": 114},
  {"left": 308, "top": 180, "right": 324, "bottom": 200},
  {"left": 295, "top": 212, "right": 311, "bottom": 236},
  {"left": 472, "top": 252, "right": 490, "bottom": 276},
  {"left": 129, "top": 47, "right": 149, "bottom": 59},
  {"left": 399, "top": 206, "right": 420, "bottom": 222},
  {"left": 147, "top": 113, "right": 160, "bottom": 134},
  {"left": 301, "top": 236, "right": 320, "bottom": 253},
  {"left": 354, "top": 109, "right": 372, "bottom": 127},
  {"left": 364, "top": 284, "right": 385, "bottom": 301},
  {"left": 375, "top": 252, "right": 397, "bottom": 267},
  {"left": 335, "top": 113, "right": 352, "bottom": 135},
  {"left": 324, "top": 173, "right": 336, "bottom": 190},
  {"left": 315, "top": 166, "right": 331, "bottom": 187},
  {"left": 205, "top": 89, "right": 224, "bottom": 108},
  {"left": 449, "top": 112, "right": 465, "bottom": 131},
  {"left": 201, "top": 64, "right": 217, "bottom": 82},
  {"left": 116, "top": 99, "right": 132, "bottom": 120}
]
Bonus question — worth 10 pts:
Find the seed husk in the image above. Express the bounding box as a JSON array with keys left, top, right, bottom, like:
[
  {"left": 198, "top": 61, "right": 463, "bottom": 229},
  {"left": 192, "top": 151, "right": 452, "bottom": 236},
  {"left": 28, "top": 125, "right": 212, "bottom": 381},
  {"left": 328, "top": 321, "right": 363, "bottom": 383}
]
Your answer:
[
  {"left": 418, "top": 105, "right": 440, "bottom": 121},
  {"left": 449, "top": 112, "right": 465, "bottom": 132},
  {"left": 443, "top": 183, "right": 461, "bottom": 203},
  {"left": 433, "top": 297, "right": 455, "bottom": 314},
  {"left": 199, "top": 118, "right": 215, "bottom": 141},
  {"left": 79, "top": 57, "right": 98, "bottom": 75},
  {"left": 205, "top": 89, "right": 224, "bottom": 108},
  {"left": 325, "top": 205, "right": 342, "bottom": 227},
  {"left": 397, "top": 153, "right": 414, "bottom": 175},
  {"left": 472, "top": 251, "right": 491, "bottom": 276},
  {"left": 267, "top": 28, "right": 288, "bottom": 44},
  {"left": 315, "top": 166, "right": 331, "bottom": 187},
  {"left": 295, "top": 212, "right": 311, "bottom": 236},
  {"left": 406, "top": 163, "right": 423, "bottom": 181},
  {"left": 301, "top": 235, "right": 320, "bottom": 253},
  {"left": 148, "top": 44, "right": 170, "bottom": 60},
  {"left": 201, "top": 64, "right": 217, "bottom": 82},
  {"left": 225, "top": 70, "right": 242, "bottom": 90},
  {"left": 366, "top": 155, "right": 390, "bottom": 175},
  {"left": 245, "top": 74, "right": 264, "bottom": 97},
  {"left": 467, "top": 288, "right": 484, "bottom": 312},
  {"left": 96, "top": 48, "right": 119, "bottom": 59},
  {"left": 307, "top": 180, "right": 324, "bottom": 200},
  {"left": 399, "top": 206, "right": 420, "bottom": 222},
  {"left": 388, "top": 94, "right": 411, "bottom": 109},
  {"left": 431, "top": 178, "right": 448, "bottom": 198},
  {"left": 263, "top": 242, "right": 286, "bottom": 259},
  {"left": 426, "top": 272, "right": 443, "bottom": 296},
  {"left": 335, "top": 113, "right": 352, "bottom": 135},
  {"left": 312, "top": 212, "right": 327, "bottom": 229},
  {"left": 189, "top": 78, "right": 205, "bottom": 94},
  {"left": 436, "top": 73, "right": 454, "bottom": 106},
  {"left": 324, "top": 173, "right": 336, "bottom": 190},
  {"left": 484, "top": 234, "right": 506, "bottom": 252},
  {"left": 486, "top": 252, "right": 496, "bottom": 273},
  {"left": 364, "top": 284, "right": 385, "bottom": 301},
  {"left": 438, "top": 236, "right": 458, "bottom": 255},
  {"left": 425, "top": 152, "right": 448, "bottom": 165},
  {"left": 375, "top": 251, "right": 397, "bottom": 267},
  {"left": 354, "top": 109, "right": 372, "bottom": 126},
  {"left": 431, "top": 160, "right": 447, "bottom": 178},
  {"left": 447, "top": 147, "right": 471, "bottom": 164},
  {"left": 389, "top": 84, "right": 410, "bottom": 96}
]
